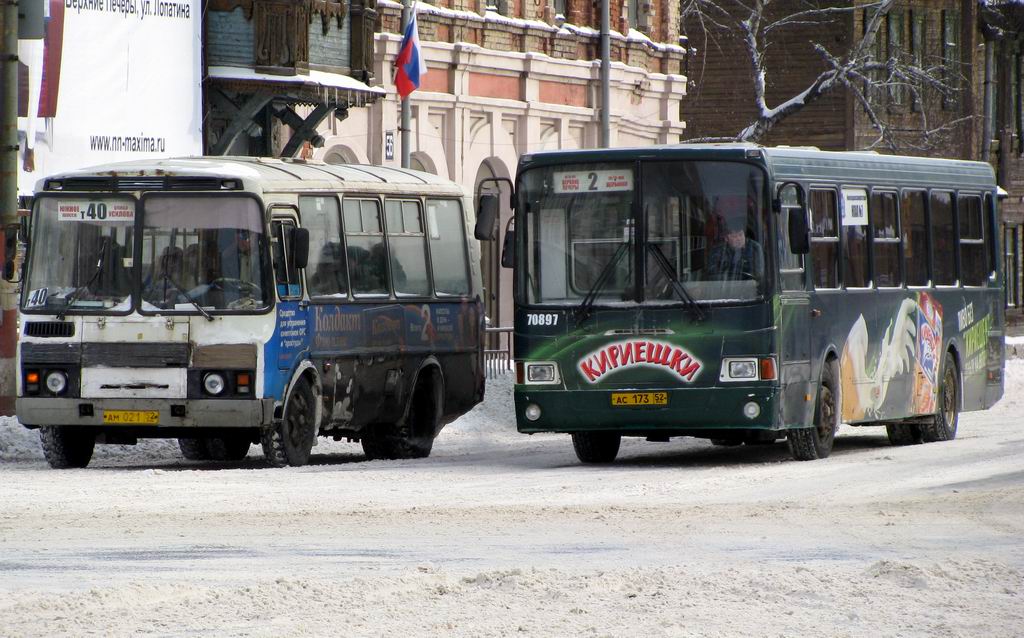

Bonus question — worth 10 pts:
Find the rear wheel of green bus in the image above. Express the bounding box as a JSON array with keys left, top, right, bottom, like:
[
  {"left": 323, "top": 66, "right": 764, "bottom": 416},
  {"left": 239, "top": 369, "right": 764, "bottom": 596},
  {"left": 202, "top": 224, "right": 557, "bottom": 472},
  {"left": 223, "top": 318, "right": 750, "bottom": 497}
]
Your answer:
[
  {"left": 262, "top": 377, "right": 316, "bottom": 467},
  {"left": 787, "top": 359, "right": 838, "bottom": 461},
  {"left": 40, "top": 426, "right": 95, "bottom": 469},
  {"left": 922, "top": 352, "right": 959, "bottom": 443},
  {"left": 572, "top": 432, "right": 621, "bottom": 464}
]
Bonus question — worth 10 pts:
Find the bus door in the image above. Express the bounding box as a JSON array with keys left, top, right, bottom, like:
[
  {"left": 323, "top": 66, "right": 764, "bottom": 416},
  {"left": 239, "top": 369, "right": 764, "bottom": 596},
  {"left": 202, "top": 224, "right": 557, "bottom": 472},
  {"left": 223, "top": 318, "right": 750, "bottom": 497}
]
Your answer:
[
  {"left": 777, "top": 185, "right": 813, "bottom": 427},
  {"left": 270, "top": 209, "right": 310, "bottom": 373}
]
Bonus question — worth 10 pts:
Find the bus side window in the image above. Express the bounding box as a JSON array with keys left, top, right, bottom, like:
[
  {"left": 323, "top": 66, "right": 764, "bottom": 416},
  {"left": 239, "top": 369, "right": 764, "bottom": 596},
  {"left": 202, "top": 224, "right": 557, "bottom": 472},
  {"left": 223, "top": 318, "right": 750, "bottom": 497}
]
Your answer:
[
  {"left": 870, "top": 191, "right": 902, "bottom": 287},
  {"left": 809, "top": 189, "right": 839, "bottom": 289},
  {"left": 344, "top": 198, "right": 388, "bottom": 296},
  {"left": 931, "top": 190, "right": 956, "bottom": 285},
  {"left": 300, "top": 196, "right": 348, "bottom": 298},
  {"left": 777, "top": 184, "right": 806, "bottom": 291},
  {"left": 901, "top": 190, "right": 929, "bottom": 286},
  {"left": 386, "top": 199, "right": 431, "bottom": 297},
  {"left": 271, "top": 219, "right": 302, "bottom": 299},
  {"left": 958, "top": 194, "right": 987, "bottom": 286},
  {"left": 426, "top": 199, "right": 471, "bottom": 296}
]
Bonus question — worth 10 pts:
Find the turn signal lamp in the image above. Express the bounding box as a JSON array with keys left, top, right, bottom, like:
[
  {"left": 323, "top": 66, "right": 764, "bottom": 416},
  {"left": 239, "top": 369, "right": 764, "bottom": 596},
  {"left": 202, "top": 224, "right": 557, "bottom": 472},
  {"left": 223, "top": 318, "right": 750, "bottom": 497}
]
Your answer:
[
  {"left": 25, "top": 372, "right": 39, "bottom": 384},
  {"left": 759, "top": 357, "right": 777, "bottom": 381},
  {"left": 236, "top": 372, "right": 251, "bottom": 395}
]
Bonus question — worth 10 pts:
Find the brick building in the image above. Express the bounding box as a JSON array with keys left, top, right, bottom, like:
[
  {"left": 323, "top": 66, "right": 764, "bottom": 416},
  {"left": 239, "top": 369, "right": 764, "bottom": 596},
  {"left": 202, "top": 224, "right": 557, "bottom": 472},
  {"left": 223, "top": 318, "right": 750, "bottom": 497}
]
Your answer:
[
  {"left": 683, "top": 0, "right": 1024, "bottom": 311},
  {"left": 310, "top": 0, "right": 688, "bottom": 327}
]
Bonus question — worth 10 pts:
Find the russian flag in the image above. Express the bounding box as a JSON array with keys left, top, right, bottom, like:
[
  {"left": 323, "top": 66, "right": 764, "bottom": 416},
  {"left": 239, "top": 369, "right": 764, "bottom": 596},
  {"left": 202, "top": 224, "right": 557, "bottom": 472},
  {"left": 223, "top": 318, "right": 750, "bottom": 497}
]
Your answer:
[{"left": 394, "top": 11, "right": 428, "bottom": 99}]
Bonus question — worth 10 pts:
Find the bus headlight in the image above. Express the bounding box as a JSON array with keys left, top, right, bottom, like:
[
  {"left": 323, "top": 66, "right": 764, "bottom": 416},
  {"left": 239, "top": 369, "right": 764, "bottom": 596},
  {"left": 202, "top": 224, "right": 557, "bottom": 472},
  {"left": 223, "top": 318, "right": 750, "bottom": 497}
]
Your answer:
[
  {"left": 524, "top": 403, "right": 542, "bottom": 421},
  {"left": 45, "top": 371, "right": 68, "bottom": 395},
  {"left": 721, "top": 358, "right": 758, "bottom": 381},
  {"left": 203, "top": 372, "right": 226, "bottom": 396},
  {"left": 525, "top": 362, "right": 560, "bottom": 384}
]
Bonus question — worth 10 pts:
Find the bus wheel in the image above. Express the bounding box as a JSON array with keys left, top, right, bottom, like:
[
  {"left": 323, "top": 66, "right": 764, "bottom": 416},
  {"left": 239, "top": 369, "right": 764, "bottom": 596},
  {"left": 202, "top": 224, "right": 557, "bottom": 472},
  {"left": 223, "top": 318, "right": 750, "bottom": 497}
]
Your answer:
[
  {"left": 178, "top": 438, "right": 212, "bottom": 461},
  {"left": 572, "top": 432, "right": 621, "bottom": 464},
  {"left": 262, "top": 377, "right": 316, "bottom": 467},
  {"left": 361, "top": 374, "right": 440, "bottom": 460},
  {"left": 40, "top": 426, "right": 95, "bottom": 469},
  {"left": 787, "top": 359, "right": 838, "bottom": 461},
  {"left": 922, "top": 352, "right": 959, "bottom": 443},
  {"left": 885, "top": 423, "right": 923, "bottom": 446},
  {"left": 206, "top": 434, "right": 252, "bottom": 461}
]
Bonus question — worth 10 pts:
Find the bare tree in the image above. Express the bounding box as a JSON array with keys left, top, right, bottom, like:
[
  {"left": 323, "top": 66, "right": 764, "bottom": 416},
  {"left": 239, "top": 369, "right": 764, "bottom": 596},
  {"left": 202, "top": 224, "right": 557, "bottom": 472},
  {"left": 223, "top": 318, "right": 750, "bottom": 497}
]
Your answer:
[{"left": 681, "top": 0, "right": 967, "bottom": 151}]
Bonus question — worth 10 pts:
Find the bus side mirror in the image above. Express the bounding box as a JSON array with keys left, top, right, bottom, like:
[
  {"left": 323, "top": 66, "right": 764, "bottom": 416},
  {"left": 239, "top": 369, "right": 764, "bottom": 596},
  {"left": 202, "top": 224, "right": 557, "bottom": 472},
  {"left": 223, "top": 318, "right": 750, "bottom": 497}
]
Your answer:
[
  {"left": 500, "top": 219, "right": 515, "bottom": 269},
  {"left": 788, "top": 207, "right": 810, "bottom": 255},
  {"left": 475, "top": 194, "right": 500, "bottom": 241},
  {"left": 291, "top": 227, "right": 310, "bottom": 269},
  {"left": 3, "top": 224, "right": 22, "bottom": 282}
]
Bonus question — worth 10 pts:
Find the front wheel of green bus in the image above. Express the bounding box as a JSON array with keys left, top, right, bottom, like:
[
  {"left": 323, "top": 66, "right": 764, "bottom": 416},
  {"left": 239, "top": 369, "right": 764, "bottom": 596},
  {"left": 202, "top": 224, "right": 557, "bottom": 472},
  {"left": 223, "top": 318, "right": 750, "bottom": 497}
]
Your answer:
[
  {"left": 571, "top": 432, "right": 621, "bottom": 464},
  {"left": 787, "top": 359, "right": 838, "bottom": 461},
  {"left": 40, "top": 426, "right": 96, "bottom": 469}
]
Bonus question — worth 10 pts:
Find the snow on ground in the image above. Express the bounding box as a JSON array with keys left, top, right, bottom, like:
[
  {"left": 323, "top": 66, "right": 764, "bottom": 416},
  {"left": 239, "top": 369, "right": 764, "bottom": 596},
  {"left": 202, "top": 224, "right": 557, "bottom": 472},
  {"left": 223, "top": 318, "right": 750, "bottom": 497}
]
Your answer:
[{"left": 1, "top": 364, "right": 1023, "bottom": 637}]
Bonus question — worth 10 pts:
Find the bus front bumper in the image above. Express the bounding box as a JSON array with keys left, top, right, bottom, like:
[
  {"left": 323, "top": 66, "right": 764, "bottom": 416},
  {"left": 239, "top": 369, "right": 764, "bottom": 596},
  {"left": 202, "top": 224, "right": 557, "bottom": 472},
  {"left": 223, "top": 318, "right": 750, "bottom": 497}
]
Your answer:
[
  {"left": 514, "top": 386, "right": 780, "bottom": 434},
  {"left": 16, "top": 397, "right": 275, "bottom": 429}
]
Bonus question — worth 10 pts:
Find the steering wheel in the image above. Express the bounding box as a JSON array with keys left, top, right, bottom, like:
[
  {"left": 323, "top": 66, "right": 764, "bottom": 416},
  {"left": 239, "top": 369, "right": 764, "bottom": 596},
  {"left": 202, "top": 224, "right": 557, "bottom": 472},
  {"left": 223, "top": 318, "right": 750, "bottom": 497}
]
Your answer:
[{"left": 209, "top": 277, "right": 262, "bottom": 297}]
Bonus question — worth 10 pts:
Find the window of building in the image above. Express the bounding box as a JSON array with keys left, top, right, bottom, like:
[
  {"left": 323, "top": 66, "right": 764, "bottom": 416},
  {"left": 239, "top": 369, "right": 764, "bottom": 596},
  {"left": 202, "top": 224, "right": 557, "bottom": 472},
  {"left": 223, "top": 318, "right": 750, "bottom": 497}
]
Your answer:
[
  {"left": 386, "top": 199, "right": 431, "bottom": 297},
  {"left": 344, "top": 198, "right": 389, "bottom": 296},
  {"left": 888, "top": 11, "right": 905, "bottom": 105},
  {"left": 810, "top": 189, "right": 839, "bottom": 289},
  {"left": 300, "top": 196, "right": 347, "bottom": 298},
  {"left": 870, "top": 191, "right": 901, "bottom": 287},
  {"left": 931, "top": 190, "right": 956, "bottom": 284},
  {"left": 910, "top": 11, "right": 926, "bottom": 112},
  {"left": 426, "top": 199, "right": 470, "bottom": 296},
  {"left": 942, "top": 11, "right": 960, "bottom": 110},
  {"left": 959, "top": 195, "right": 987, "bottom": 286},
  {"left": 1005, "top": 225, "right": 1021, "bottom": 307},
  {"left": 901, "top": 190, "right": 929, "bottom": 286}
]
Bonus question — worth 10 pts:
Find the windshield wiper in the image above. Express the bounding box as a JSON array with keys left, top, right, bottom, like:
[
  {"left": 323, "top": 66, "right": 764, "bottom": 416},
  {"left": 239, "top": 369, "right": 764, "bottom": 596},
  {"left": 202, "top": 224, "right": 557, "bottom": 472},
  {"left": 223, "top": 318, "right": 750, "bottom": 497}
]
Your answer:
[
  {"left": 57, "top": 238, "right": 109, "bottom": 320},
  {"left": 646, "top": 243, "right": 705, "bottom": 322},
  {"left": 157, "top": 271, "right": 214, "bottom": 321},
  {"left": 574, "top": 242, "right": 629, "bottom": 328}
]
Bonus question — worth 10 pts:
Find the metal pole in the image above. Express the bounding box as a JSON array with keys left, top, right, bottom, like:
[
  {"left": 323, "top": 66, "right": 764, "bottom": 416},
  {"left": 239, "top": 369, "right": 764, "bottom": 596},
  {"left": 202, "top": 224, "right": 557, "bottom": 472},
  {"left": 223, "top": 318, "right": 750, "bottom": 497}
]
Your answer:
[
  {"left": 600, "top": 0, "right": 610, "bottom": 148},
  {"left": 1, "top": 0, "right": 21, "bottom": 416},
  {"left": 400, "top": 0, "right": 411, "bottom": 168}
]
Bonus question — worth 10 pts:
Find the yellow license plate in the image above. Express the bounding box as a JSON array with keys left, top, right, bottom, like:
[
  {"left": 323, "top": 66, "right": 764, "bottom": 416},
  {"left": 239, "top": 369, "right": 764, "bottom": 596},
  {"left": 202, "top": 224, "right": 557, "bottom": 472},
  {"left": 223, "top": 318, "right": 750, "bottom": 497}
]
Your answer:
[
  {"left": 610, "top": 392, "right": 668, "bottom": 407},
  {"left": 103, "top": 410, "right": 159, "bottom": 425}
]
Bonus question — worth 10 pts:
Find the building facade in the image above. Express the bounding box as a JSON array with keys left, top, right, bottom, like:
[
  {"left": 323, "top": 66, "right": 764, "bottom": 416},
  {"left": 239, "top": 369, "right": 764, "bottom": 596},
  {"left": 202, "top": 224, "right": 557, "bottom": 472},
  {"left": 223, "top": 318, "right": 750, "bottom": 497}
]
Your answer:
[
  {"left": 310, "top": 0, "right": 688, "bottom": 327},
  {"left": 683, "top": 0, "right": 1024, "bottom": 311}
]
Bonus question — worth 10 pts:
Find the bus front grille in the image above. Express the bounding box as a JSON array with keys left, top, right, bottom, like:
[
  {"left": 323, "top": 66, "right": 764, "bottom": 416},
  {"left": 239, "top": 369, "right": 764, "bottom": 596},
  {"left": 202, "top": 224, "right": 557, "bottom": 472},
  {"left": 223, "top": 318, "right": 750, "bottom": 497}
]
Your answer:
[{"left": 24, "top": 322, "right": 75, "bottom": 338}]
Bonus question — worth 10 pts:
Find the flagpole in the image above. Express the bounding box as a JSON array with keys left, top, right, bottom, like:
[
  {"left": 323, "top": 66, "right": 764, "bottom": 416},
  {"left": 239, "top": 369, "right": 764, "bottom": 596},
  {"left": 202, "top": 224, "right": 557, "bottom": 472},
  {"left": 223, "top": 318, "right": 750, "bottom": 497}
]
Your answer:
[{"left": 400, "top": 0, "right": 412, "bottom": 169}]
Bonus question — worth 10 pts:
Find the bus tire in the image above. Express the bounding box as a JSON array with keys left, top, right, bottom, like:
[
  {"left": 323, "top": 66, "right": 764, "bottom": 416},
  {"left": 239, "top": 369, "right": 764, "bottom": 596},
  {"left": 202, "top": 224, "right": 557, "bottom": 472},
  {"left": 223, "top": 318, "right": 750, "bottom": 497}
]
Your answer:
[
  {"left": 361, "top": 373, "right": 440, "bottom": 460},
  {"left": 572, "top": 432, "right": 621, "bottom": 464},
  {"left": 922, "top": 352, "right": 959, "bottom": 443},
  {"left": 262, "top": 377, "right": 316, "bottom": 467},
  {"left": 178, "top": 438, "right": 212, "bottom": 461},
  {"left": 40, "top": 426, "right": 95, "bottom": 469},
  {"left": 206, "top": 434, "right": 252, "bottom": 461},
  {"left": 787, "top": 359, "right": 838, "bottom": 461},
  {"left": 885, "top": 423, "right": 923, "bottom": 446}
]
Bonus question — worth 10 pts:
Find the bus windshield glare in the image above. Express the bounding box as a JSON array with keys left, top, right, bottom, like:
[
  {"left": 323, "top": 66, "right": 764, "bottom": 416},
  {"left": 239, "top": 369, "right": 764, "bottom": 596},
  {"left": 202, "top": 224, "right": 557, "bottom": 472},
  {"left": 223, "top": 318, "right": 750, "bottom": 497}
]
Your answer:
[
  {"left": 140, "top": 196, "right": 269, "bottom": 311},
  {"left": 519, "top": 161, "right": 767, "bottom": 305}
]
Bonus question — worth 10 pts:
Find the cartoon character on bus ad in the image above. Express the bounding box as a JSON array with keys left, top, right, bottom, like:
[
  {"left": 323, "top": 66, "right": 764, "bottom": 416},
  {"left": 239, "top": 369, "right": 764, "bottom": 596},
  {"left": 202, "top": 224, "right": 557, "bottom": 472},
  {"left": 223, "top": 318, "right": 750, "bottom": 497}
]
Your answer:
[{"left": 840, "top": 292, "right": 943, "bottom": 420}]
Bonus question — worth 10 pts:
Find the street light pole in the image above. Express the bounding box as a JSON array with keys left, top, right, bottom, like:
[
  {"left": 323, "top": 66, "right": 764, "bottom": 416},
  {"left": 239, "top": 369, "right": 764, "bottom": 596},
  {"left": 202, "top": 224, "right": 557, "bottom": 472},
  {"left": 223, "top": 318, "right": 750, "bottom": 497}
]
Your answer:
[
  {"left": 600, "top": 0, "right": 610, "bottom": 148},
  {"left": 400, "top": 0, "right": 411, "bottom": 168}
]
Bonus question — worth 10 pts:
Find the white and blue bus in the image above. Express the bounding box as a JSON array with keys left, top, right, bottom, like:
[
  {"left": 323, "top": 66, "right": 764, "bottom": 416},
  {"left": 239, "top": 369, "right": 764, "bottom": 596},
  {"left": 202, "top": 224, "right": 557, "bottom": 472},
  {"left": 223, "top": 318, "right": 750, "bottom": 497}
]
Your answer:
[{"left": 10, "top": 158, "right": 486, "bottom": 468}]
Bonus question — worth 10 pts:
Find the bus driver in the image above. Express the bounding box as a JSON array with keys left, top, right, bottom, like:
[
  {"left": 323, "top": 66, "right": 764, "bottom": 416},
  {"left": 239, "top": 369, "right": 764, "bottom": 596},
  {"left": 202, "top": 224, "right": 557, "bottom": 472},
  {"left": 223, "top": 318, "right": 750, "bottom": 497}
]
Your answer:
[{"left": 705, "top": 196, "right": 764, "bottom": 282}]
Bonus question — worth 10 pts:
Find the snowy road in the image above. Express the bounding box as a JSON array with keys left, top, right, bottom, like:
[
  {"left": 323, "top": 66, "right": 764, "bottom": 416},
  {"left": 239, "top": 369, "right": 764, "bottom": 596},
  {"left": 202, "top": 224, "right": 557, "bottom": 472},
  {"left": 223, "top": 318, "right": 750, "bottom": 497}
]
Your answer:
[{"left": 1, "top": 364, "right": 1023, "bottom": 637}]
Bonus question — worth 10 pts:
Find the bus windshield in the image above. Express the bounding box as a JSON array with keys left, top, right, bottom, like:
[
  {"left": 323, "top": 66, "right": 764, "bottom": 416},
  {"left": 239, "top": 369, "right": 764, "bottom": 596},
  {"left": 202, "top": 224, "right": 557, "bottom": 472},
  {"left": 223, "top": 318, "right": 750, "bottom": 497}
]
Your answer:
[
  {"left": 23, "top": 197, "right": 135, "bottom": 313},
  {"left": 140, "top": 196, "right": 270, "bottom": 312},
  {"left": 518, "top": 160, "right": 767, "bottom": 306}
]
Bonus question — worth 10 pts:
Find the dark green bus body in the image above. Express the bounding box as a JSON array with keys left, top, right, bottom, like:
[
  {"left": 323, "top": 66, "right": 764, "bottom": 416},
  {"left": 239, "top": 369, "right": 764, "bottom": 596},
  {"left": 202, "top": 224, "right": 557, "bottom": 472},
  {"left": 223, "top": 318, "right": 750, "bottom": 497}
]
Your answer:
[{"left": 511, "top": 145, "right": 1005, "bottom": 444}]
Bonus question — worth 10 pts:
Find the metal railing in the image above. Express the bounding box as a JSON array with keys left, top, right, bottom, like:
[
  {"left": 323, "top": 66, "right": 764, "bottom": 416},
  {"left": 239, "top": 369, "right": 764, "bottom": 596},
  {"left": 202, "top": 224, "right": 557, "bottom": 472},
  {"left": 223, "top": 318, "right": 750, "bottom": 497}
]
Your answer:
[{"left": 484, "top": 326, "right": 513, "bottom": 378}]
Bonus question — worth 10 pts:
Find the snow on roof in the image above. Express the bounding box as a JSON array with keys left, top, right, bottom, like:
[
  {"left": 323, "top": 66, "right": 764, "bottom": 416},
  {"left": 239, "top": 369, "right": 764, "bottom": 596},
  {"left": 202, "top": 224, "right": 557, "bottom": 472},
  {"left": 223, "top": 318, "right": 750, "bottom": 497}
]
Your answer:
[
  {"left": 377, "top": 0, "right": 687, "bottom": 54},
  {"left": 208, "top": 66, "right": 386, "bottom": 95}
]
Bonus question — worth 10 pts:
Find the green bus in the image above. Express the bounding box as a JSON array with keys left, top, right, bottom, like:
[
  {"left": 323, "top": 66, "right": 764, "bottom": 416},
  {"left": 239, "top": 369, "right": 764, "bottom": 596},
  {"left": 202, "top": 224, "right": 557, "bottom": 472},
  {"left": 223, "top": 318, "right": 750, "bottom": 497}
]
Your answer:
[{"left": 475, "top": 144, "right": 1006, "bottom": 463}]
